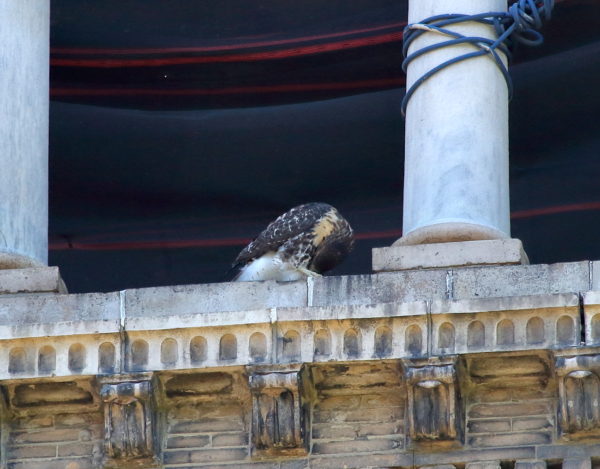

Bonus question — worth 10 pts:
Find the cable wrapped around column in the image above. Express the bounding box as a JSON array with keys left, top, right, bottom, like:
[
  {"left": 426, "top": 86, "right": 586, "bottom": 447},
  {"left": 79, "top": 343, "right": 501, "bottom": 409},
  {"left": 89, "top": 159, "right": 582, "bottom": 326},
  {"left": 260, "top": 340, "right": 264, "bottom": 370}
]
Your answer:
[{"left": 401, "top": 0, "right": 554, "bottom": 116}]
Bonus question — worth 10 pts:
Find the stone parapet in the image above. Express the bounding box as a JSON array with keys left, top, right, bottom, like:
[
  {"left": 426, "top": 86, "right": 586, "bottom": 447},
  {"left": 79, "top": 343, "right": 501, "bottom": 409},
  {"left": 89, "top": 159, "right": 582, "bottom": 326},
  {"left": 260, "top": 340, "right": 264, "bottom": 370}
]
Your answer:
[{"left": 0, "top": 261, "right": 600, "bottom": 467}]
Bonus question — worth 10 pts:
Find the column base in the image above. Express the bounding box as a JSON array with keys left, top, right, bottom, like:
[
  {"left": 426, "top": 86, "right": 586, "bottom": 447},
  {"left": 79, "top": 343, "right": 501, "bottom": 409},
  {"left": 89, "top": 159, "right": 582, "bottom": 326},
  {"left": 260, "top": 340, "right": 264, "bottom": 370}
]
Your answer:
[
  {"left": 0, "top": 252, "right": 45, "bottom": 270},
  {"left": 373, "top": 238, "right": 529, "bottom": 272},
  {"left": 393, "top": 222, "right": 508, "bottom": 246}
]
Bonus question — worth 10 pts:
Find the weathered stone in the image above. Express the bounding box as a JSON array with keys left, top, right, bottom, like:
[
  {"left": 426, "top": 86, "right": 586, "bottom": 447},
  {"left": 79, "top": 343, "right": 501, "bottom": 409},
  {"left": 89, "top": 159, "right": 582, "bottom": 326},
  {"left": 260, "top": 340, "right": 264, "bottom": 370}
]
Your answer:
[
  {"left": 166, "top": 435, "right": 211, "bottom": 449},
  {"left": 12, "top": 381, "right": 93, "bottom": 408},
  {"left": 468, "top": 402, "right": 551, "bottom": 419},
  {"left": 465, "top": 462, "right": 500, "bottom": 469},
  {"left": 7, "top": 458, "right": 94, "bottom": 469},
  {"left": 211, "top": 433, "right": 248, "bottom": 447},
  {"left": 452, "top": 261, "right": 589, "bottom": 300},
  {"left": 99, "top": 377, "right": 156, "bottom": 462},
  {"left": 514, "top": 461, "right": 547, "bottom": 469},
  {"left": 0, "top": 267, "right": 67, "bottom": 294},
  {"left": 163, "top": 447, "right": 248, "bottom": 464},
  {"left": 312, "top": 437, "right": 403, "bottom": 454},
  {"left": 309, "top": 270, "right": 447, "bottom": 306},
  {"left": 372, "top": 239, "right": 527, "bottom": 272},
  {"left": 249, "top": 368, "right": 308, "bottom": 457},
  {"left": 124, "top": 280, "right": 307, "bottom": 319},
  {"left": 165, "top": 373, "right": 234, "bottom": 397},
  {"left": 413, "top": 446, "right": 536, "bottom": 465},
  {"left": 169, "top": 417, "right": 245, "bottom": 434},
  {"left": 467, "top": 419, "right": 511, "bottom": 433},
  {"left": 403, "top": 359, "right": 462, "bottom": 443},
  {"left": 562, "top": 459, "right": 592, "bottom": 469},
  {"left": 468, "top": 431, "right": 551, "bottom": 447},
  {"left": 536, "top": 444, "right": 600, "bottom": 459},
  {"left": 555, "top": 354, "right": 600, "bottom": 438},
  {"left": 8, "top": 444, "right": 57, "bottom": 459}
]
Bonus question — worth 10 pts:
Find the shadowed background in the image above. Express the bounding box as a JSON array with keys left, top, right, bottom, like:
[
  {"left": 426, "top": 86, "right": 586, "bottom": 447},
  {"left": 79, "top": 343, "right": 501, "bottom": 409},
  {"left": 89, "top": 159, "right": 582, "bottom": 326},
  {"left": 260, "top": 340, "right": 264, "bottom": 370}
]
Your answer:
[{"left": 48, "top": 0, "right": 600, "bottom": 292}]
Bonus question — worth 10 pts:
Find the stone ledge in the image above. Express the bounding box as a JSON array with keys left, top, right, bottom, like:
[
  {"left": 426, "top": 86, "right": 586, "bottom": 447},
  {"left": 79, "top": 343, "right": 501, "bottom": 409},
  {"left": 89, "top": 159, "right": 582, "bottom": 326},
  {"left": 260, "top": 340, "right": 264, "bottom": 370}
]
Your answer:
[
  {"left": 372, "top": 239, "right": 528, "bottom": 272},
  {"left": 0, "top": 266, "right": 67, "bottom": 295},
  {"left": 0, "top": 291, "right": 592, "bottom": 380}
]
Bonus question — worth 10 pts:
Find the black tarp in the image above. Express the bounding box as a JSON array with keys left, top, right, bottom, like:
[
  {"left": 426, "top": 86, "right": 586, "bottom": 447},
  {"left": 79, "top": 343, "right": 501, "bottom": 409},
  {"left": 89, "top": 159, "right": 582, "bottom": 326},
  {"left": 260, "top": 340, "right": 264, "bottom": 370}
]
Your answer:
[{"left": 48, "top": 0, "right": 600, "bottom": 292}]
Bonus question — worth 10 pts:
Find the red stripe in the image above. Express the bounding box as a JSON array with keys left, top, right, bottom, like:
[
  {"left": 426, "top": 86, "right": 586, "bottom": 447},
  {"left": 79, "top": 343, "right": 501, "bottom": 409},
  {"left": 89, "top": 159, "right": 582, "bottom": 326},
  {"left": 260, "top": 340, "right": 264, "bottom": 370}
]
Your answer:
[
  {"left": 51, "top": 22, "right": 407, "bottom": 56},
  {"left": 51, "top": 78, "right": 405, "bottom": 97},
  {"left": 51, "top": 31, "right": 404, "bottom": 68},
  {"left": 49, "top": 201, "right": 600, "bottom": 252},
  {"left": 510, "top": 201, "right": 600, "bottom": 219}
]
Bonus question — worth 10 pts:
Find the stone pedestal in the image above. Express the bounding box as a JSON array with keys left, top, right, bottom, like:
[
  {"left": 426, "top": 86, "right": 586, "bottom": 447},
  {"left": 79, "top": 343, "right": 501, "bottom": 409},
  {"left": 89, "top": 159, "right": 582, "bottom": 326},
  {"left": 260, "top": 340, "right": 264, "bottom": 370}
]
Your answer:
[{"left": 373, "top": 239, "right": 528, "bottom": 272}]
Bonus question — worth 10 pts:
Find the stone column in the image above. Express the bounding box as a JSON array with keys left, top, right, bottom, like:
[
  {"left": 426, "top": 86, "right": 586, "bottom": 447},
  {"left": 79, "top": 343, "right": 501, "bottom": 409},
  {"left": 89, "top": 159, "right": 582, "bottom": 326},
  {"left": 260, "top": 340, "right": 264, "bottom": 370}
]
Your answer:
[
  {"left": 0, "top": 0, "right": 49, "bottom": 268},
  {"left": 399, "top": 0, "right": 510, "bottom": 246}
]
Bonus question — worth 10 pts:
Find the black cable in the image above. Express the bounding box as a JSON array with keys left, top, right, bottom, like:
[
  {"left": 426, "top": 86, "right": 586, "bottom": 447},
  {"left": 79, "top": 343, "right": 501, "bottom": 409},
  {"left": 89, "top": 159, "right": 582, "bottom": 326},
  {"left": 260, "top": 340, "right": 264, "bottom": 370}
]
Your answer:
[{"left": 401, "top": 0, "right": 554, "bottom": 117}]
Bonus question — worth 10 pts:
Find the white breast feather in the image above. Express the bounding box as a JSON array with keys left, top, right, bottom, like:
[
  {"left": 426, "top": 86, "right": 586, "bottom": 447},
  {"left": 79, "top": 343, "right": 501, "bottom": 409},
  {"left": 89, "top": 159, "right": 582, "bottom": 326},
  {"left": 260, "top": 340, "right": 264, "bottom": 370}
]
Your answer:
[{"left": 235, "top": 252, "right": 304, "bottom": 282}]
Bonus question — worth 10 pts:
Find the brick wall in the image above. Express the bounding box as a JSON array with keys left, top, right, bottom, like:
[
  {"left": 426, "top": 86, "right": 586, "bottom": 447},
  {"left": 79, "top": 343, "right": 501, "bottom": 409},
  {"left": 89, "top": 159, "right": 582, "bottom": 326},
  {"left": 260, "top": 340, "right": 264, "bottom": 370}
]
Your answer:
[
  {"left": 7, "top": 412, "right": 103, "bottom": 469},
  {"left": 163, "top": 398, "right": 249, "bottom": 467},
  {"left": 310, "top": 363, "right": 405, "bottom": 458},
  {"left": 465, "top": 354, "right": 555, "bottom": 448}
]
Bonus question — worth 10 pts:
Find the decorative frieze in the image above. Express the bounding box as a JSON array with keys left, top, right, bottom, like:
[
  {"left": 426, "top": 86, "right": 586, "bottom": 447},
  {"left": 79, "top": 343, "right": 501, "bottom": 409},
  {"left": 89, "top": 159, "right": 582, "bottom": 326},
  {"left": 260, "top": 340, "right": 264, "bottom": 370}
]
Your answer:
[
  {"left": 556, "top": 354, "right": 600, "bottom": 438},
  {"left": 403, "top": 358, "right": 462, "bottom": 444},
  {"left": 99, "top": 374, "right": 158, "bottom": 466},
  {"left": 248, "top": 366, "right": 310, "bottom": 458}
]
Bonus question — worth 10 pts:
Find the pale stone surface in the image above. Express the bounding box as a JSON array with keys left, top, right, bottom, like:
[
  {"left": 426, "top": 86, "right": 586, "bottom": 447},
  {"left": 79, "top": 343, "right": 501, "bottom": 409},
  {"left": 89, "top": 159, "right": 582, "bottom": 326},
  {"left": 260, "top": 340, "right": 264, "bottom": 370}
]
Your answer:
[
  {"left": 0, "top": 292, "right": 120, "bottom": 338},
  {"left": 0, "top": 267, "right": 67, "bottom": 294},
  {"left": 582, "top": 290, "right": 600, "bottom": 345},
  {"left": 465, "top": 462, "right": 501, "bottom": 469},
  {"left": 452, "top": 261, "right": 590, "bottom": 299},
  {"left": 562, "top": 459, "right": 592, "bottom": 469},
  {"left": 401, "top": 0, "right": 510, "bottom": 244},
  {"left": 373, "top": 239, "right": 527, "bottom": 272},
  {"left": 0, "top": 0, "right": 49, "bottom": 267},
  {"left": 124, "top": 280, "right": 307, "bottom": 318},
  {"left": 309, "top": 270, "right": 447, "bottom": 306}
]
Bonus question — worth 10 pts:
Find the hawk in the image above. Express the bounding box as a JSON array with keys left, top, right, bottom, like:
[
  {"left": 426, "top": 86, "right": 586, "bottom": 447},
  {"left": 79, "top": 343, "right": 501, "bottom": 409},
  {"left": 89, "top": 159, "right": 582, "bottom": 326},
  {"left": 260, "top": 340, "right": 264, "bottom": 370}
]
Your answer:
[{"left": 232, "top": 202, "right": 354, "bottom": 282}]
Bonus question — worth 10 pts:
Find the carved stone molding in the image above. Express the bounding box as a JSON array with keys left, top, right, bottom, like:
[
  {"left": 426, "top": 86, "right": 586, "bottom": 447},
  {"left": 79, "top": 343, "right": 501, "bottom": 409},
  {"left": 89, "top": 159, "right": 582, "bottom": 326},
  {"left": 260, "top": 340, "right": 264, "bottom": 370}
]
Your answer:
[
  {"left": 98, "top": 374, "right": 158, "bottom": 466},
  {"left": 248, "top": 366, "right": 310, "bottom": 458},
  {"left": 403, "top": 358, "right": 463, "bottom": 444},
  {"left": 556, "top": 354, "right": 600, "bottom": 438}
]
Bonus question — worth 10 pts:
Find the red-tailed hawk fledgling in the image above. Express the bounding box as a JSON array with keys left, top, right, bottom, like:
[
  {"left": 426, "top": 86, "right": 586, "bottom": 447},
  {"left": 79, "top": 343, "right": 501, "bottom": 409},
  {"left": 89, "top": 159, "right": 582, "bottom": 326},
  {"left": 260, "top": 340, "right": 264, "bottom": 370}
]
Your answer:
[{"left": 232, "top": 202, "right": 354, "bottom": 282}]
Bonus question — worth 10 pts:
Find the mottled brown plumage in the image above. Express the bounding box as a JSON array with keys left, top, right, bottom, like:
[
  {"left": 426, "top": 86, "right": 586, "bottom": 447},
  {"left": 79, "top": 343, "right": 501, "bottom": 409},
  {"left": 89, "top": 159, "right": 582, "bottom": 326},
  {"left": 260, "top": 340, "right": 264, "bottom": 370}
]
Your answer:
[{"left": 232, "top": 203, "right": 354, "bottom": 281}]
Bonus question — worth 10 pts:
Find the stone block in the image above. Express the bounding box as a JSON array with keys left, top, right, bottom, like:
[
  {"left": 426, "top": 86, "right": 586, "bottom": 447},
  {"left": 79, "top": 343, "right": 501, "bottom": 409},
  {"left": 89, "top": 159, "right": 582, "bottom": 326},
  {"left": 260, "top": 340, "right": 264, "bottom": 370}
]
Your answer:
[
  {"left": 583, "top": 290, "right": 600, "bottom": 345},
  {"left": 309, "top": 453, "right": 412, "bottom": 469},
  {"left": 452, "top": 261, "right": 589, "bottom": 300},
  {"left": 309, "top": 270, "right": 447, "bottom": 307},
  {"left": 465, "top": 462, "right": 500, "bottom": 469},
  {"left": 0, "top": 291, "right": 120, "bottom": 339},
  {"left": 166, "top": 435, "right": 211, "bottom": 449},
  {"left": 468, "top": 402, "right": 551, "bottom": 419},
  {"left": 536, "top": 444, "right": 600, "bottom": 459},
  {"left": 123, "top": 280, "right": 307, "bottom": 320},
  {"left": 562, "top": 459, "right": 592, "bottom": 469},
  {"left": 467, "top": 431, "right": 551, "bottom": 447},
  {"left": 8, "top": 444, "right": 57, "bottom": 460},
  {"left": 212, "top": 433, "right": 248, "bottom": 447},
  {"left": 467, "top": 419, "right": 511, "bottom": 433},
  {"left": 413, "top": 447, "right": 536, "bottom": 466},
  {"left": 514, "top": 461, "right": 547, "bottom": 469},
  {"left": 372, "top": 239, "right": 527, "bottom": 272},
  {"left": 0, "top": 266, "right": 67, "bottom": 294},
  {"left": 312, "top": 437, "right": 403, "bottom": 454},
  {"left": 56, "top": 442, "right": 97, "bottom": 457},
  {"left": 7, "top": 458, "right": 94, "bottom": 469},
  {"left": 169, "top": 417, "right": 245, "bottom": 434},
  {"left": 163, "top": 448, "right": 248, "bottom": 464}
]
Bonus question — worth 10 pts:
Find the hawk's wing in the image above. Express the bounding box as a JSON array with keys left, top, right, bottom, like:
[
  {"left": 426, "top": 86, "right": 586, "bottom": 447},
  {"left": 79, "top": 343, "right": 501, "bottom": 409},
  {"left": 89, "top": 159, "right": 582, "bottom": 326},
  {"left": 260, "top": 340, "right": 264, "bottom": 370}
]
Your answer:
[{"left": 234, "top": 202, "right": 334, "bottom": 266}]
